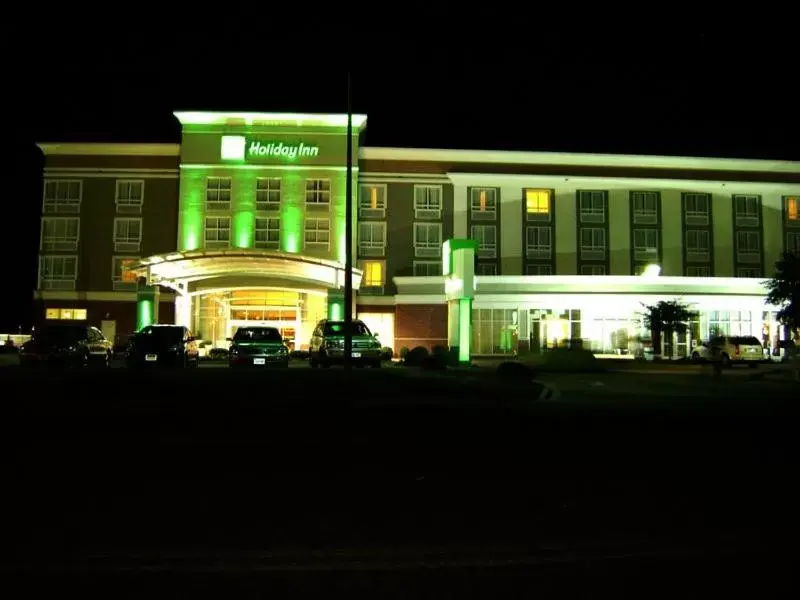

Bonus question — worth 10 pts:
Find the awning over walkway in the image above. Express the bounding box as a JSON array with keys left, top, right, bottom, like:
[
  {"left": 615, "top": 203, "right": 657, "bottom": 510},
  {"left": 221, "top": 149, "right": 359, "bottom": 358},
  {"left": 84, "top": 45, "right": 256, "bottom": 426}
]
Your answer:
[{"left": 126, "top": 249, "right": 362, "bottom": 295}]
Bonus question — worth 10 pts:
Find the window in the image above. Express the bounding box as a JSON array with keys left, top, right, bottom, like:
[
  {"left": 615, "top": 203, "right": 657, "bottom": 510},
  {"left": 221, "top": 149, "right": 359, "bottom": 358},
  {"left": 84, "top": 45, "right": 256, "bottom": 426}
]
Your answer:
[
  {"left": 39, "top": 255, "right": 78, "bottom": 290},
  {"left": 684, "top": 193, "right": 710, "bottom": 226},
  {"left": 526, "top": 264, "right": 552, "bottom": 275},
  {"left": 413, "top": 222, "right": 442, "bottom": 257},
  {"left": 476, "top": 262, "right": 497, "bottom": 276},
  {"left": 578, "top": 191, "right": 606, "bottom": 223},
  {"left": 525, "top": 189, "right": 550, "bottom": 221},
  {"left": 785, "top": 196, "right": 799, "bottom": 224},
  {"left": 112, "top": 256, "right": 140, "bottom": 290},
  {"left": 45, "top": 308, "right": 87, "bottom": 320},
  {"left": 733, "top": 195, "right": 760, "bottom": 226},
  {"left": 685, "top": 229, "right": 710, "bottom": 262},
  {"left": 304, "top": 218, "right": 330, "bottom": 246},
  {"left": 206, "top": 177, "right": 231, "bottom": 210},
  {"left": 580, "top": 227, "right": 606, "bottom": 259},
  {"left": 305, "top": 179, "right": 331, "bottom": 206},
  {"left": 255, "top": 217, "right": 280, "bottom": 249},
  {"left": 204, "top": 216, "right": 231, "bottom": 247},
  {"left": 471, "top": 225, "right": 497, "bottom": 258},
  {"left": 470, "top": 188, "right": 497, "bottom": 220},
  {"left": 358, "top": 222, "right": 386, "bottom": 256},
  {"left": 633, "top": 229, "right": 659, "bottom": 261},
  {"left": 256, "top": 178, "right": 281, "bottom": 211},
  {"left": 115, "top": 180, "right": 144, "bottom": 214},
  {"left": 687, "top": 265, "right": 711, "bottom": 277},
  {"left": 113, "top": 218, "right": 142, "bottom": 252},
  {"left": 786, "top": 232, "right": 800, "bottom": 253},
  {"left": 414, "top": 185, "right": 442, "bottom": 219},
  {"left": 631, "top": 191, "right": 659, "bottom": 224},
  {"left": 413, "top": 261, "right": 442, "bottom": 276},
  {"left": 359, "top": 184, "right": 387, "bottom": 218},
  {"left": 581, "top": 264, "right": 605, "bottom": 275},
  {"left": 361, "top": 260, "right": 385, "bottom": 288},
  {"left": 40, "top": 217, "right": 79, "bottom": 251},
  {"left": 736, "top": 230, "right": 761, "bottom": 263},
  {"left": 737, "top": 267, "right": 762, "bottom": 278},
  {"left": 43, "top": 180, "right": 82, "bottom": 213},
  {"left": 525, "top": 226, "right": 552, "bottom": 259}
]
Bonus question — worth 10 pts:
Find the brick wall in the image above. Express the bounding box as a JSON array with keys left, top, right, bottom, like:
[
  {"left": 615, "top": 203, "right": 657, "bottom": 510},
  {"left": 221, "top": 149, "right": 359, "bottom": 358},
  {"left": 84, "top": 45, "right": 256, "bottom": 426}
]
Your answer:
[
  {"left": 36, "top": 300, "right": 175, "bottom": 342},
  {"left": 395, "top": 304, "right": 447, "bottom": 352}
]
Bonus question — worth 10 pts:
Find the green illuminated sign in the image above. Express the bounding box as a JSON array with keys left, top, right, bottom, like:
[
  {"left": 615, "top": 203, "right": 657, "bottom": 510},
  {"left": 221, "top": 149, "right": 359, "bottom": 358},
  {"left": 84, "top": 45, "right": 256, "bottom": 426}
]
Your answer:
[
  {"left": 220, "top": 135, "right": 320, "bottom": 162},
  {"left": 249, "top": 141, "right": 319, "bottom": 160}
]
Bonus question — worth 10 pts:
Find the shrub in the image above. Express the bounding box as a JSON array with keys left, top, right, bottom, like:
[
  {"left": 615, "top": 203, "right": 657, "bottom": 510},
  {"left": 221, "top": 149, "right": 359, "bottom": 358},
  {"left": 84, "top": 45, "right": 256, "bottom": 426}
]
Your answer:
[
  {"left": 399, "top": 347, "right": 410, "bottom": 360},
  {"left": 404, "top": 346, "right": 429, "bottom": 367},
  {"left": 496, "top": 361, "right": 533, "bottom": 381},
  {"left": 380, "top": 346, "right": 394, "bottom": 361},
  {"left": 538, "top": 347, "right": 604, "bottom": 373}
]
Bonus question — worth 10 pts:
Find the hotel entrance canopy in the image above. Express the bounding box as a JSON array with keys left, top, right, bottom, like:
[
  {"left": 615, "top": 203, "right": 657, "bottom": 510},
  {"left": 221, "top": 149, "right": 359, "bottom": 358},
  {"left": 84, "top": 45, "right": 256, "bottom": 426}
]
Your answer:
[{"left": 126, "top": 249, "right": 362, "bottom": 295}]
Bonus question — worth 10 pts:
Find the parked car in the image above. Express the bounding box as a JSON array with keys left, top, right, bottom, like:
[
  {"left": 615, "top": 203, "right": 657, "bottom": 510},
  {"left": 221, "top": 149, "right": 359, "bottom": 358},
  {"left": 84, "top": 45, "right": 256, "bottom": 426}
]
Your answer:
[
  {"left": 228, "top": 326, "right": 289, "bottom": 368},
  {"left": 125, "top": 325, "right": 199, "bottom": 368},
  {"left": 19, "top": 322, "right": 113, "bottom": 368},
  {"left": 308, "top": 319, "right": 382, "bottom": 368}
]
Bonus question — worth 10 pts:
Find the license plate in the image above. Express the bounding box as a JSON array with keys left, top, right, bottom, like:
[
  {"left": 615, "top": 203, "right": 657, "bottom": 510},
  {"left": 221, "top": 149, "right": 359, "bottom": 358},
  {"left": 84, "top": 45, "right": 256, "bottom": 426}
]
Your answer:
[
  {"left": 253, "top": 358, "right": 266, "bottom": 365},
  {"left": 145, "top": 354, "right": 158, "bottom": 362},
  {"left": 352, "top": 352, "right": 361, "bottom": 358}
]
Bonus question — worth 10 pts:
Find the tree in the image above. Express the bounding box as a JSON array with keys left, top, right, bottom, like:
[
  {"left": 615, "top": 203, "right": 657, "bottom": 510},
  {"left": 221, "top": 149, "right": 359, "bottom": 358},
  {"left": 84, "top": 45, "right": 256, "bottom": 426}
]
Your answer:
[
  {"left": 765, "top": 251, "right": 800, "bottom": 334},
  {"left": 641, "top": 300, "right": 696, "bottom": 358}
]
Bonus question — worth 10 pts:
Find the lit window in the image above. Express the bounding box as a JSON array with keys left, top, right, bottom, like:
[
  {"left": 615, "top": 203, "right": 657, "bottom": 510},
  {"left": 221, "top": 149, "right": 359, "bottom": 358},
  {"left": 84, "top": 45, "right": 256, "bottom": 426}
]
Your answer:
[
  {"left": 526, "top": 189, "right": 550, "bottom": 215},
  {"left": 788, "top": 196, "right": 798, "bottom": 221},
  {"left": 45, "top": 308, "right": 87, "bottom": 320},
  {"left": 363, "top": 261, "right": 384, "bottom": 287},
  {"left": 370, "top": 187, "right": 378, "bottom": 209}
]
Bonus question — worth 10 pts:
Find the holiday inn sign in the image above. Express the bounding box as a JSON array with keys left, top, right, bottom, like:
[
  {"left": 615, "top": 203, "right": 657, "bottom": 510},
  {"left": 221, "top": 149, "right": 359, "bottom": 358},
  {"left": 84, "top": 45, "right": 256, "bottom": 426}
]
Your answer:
[{"left": 221, "top": 135, "right": 320, "bottom": 162}]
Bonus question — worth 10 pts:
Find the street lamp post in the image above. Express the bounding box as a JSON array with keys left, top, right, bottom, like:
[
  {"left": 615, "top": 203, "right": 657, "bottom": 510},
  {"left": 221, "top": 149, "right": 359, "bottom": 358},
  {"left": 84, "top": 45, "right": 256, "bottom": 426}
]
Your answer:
[{"left": 343, "top": 72, "right": 353, "bottom": 370}]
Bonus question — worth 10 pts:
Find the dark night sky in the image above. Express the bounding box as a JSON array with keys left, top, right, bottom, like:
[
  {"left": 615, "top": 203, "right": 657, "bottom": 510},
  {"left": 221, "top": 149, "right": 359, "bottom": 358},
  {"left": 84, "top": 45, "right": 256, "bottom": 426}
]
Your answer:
[{"left": 5, "top": 31, "right": 798, "bottom": 330}]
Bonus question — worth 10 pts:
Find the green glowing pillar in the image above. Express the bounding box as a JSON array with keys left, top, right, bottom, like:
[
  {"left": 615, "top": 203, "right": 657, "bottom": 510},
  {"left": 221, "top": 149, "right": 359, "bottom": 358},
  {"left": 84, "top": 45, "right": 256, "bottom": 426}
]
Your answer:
[
  {"left": 136, "top": 279, "right": 160, "bottom": 331},
  {"left": 327, "top": 288, "right": 345, "bottom": 321},
  {"left": 178, "top": 169, "right": 206, "bottom": 251},
  {"left": 443, "top": 239, "right": 478, "bottom": 364},
  {"left": 281, "top": 172, "right": 303, "bottom": 253},
  {"left": 232, "top": 170, "right": 256, "bottom": 248}
]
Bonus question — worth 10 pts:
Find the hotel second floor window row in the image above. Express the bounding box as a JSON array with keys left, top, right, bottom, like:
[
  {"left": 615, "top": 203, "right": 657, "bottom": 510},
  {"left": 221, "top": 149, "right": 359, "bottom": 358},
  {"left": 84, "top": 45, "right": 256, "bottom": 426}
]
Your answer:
[
  {"left": 43, "top": 179, "right": 146, "bottom": 215},
  {"left": 203, "top": 177, "right": 332, "bottom": 213}
]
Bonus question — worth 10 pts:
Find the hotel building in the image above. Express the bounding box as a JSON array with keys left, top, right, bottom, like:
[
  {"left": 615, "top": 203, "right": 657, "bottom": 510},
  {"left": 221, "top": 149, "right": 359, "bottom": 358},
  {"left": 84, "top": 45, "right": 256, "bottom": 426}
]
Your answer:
[{"left": 35, "top": 112, "right": 800, "bottom": 356}]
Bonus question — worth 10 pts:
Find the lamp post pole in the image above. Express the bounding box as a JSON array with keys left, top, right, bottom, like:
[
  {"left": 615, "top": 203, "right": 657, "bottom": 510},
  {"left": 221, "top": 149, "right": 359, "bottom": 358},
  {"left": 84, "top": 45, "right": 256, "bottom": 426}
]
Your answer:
[{"left": 343, "top": 72, "right": 353, "bottom": 370}]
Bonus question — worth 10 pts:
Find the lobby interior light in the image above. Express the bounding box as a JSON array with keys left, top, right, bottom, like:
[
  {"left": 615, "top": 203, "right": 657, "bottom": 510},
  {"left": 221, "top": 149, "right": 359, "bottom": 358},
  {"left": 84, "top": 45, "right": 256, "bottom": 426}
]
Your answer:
[{"left": 641, "top": 264, "right": 662, "bottom": 278}]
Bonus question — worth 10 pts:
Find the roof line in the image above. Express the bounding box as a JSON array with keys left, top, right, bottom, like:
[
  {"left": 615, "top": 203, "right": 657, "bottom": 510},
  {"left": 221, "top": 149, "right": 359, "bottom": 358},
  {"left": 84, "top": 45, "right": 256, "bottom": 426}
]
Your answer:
[
  {"left": 37, "top": 143, "right": 180, "bottom": 156},
  {"left": 359, "top": 147, "right": 800, "bottom": 173}
]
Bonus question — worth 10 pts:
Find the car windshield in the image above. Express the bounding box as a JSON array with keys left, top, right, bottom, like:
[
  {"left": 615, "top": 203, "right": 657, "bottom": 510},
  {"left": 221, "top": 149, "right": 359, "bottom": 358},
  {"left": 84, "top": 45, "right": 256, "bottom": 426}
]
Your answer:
[
  {"left": 138, "top": 326, "right": 183, "bottom": 343},
  {"left": 234, "top": 328, "right": 282, "bottom": 342},
  {"left": 323, "top": 321, "right": 371, "bottom": 336},
  {"left": 34, "top": 324, "right": 84, "bottom": 343},
  {"left": 731, "top": 336, "right": 761, "bottom": 346}
]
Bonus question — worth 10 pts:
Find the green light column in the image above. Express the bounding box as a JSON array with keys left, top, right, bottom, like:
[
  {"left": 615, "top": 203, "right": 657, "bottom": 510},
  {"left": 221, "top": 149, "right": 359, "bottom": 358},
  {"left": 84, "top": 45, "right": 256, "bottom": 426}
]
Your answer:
[
  {"left": 327, "top": 288, "right": 345, "bottom": 321},
  {"left": 179, "top": 169, "right": 207, "bottom": 251},
  {"left": 281, "top": 172, "right": 304, "bottom": 253},
  {"left": 443, "top": 239, "right": 478, "bottom": 364},
  {"left": 232, "top": 170, "right": 257, "bottom": 248},
  {"left": 136, "top": 278, "right": 160, "bottom": 331}
]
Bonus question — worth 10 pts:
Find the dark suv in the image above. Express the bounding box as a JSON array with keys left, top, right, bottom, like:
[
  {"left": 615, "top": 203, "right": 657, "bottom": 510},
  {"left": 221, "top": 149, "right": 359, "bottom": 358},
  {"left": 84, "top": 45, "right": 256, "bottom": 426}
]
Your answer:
[
  {"left": 19, "top": 322, "right": 113, "bottom": 368},
  {"left": 308, "top": 319, "right": 382, "bottom": 368}
]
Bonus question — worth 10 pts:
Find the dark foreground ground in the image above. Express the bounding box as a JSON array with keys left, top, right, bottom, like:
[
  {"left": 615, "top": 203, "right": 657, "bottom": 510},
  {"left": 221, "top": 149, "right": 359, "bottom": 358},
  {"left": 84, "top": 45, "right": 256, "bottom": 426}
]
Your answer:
[{"left": 5, "top": 366, "right": 800, "bottom": 597}]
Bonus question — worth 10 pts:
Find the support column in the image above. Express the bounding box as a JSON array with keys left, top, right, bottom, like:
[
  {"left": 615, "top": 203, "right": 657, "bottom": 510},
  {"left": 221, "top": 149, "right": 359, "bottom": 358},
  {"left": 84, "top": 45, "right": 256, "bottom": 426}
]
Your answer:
[
  {"left": 443, "top": 239, "right": 477, "bottom": 364},
  {"left": 175, "top": 294, "right": 191, "bottom": 328},
  {"left": 327, "top": 288, "right": 345, "bottom": 321},
  {"left": 136, "top": 277, "right": 160, "bottom": 331}
]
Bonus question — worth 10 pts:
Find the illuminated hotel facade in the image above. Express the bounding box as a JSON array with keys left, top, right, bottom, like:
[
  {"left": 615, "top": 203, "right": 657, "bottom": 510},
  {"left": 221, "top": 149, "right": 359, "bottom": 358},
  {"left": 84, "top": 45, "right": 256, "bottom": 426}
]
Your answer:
[{"left": 35, "top": 112, "right": 800, "bottom": 356}]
